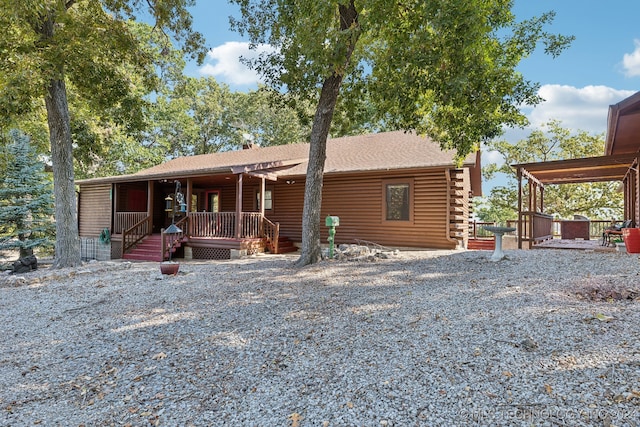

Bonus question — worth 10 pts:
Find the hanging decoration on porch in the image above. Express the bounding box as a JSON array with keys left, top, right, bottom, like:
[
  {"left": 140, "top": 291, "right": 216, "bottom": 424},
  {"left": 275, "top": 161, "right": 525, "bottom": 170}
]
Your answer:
[
  {"left": 161, "top": 180, "right": 184, "bottom": 275},
  {"left": 165, "top": 181, "right": 187, "bottom": 214},
  {"left": 175, "top": 182, "right": 186, "bottom": 213},
  {"left": 165, "top": 181, "right": 184, "bottom": 235}
]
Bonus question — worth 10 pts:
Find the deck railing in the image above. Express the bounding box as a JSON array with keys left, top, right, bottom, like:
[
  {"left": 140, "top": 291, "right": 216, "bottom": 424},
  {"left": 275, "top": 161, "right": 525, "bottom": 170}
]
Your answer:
[
  {"left": 189, "top": 212, "right": 236, "bottom": 238},
  {"left": 468, "top": 221, "right": 498, "bottom": 239},
  {"left": 114, "top": 212, "right": 148, "bottom": 234},
  {"left": 242, "top": 213, "right": 263, "bottom": 238},
  {"left": 518, "top": 212, "right": 554, "bottom": 248},
  {"left": 116, "top": 211, "right": 280, "bottom": 256},
  {"left": 470, "top": 219, "right": 617, "bottom": 242},
  {"left": 188, "top": 212, "right": 264, "bottom": 238},
  {"left": 122, "top": 214, "right": 152, "bottom": 257}
]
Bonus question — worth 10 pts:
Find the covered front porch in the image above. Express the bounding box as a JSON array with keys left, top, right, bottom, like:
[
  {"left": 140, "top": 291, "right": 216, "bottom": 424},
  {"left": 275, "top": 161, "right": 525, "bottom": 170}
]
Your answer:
[{"left": 108, "top": 164, "right": 299, "bottom": 261}]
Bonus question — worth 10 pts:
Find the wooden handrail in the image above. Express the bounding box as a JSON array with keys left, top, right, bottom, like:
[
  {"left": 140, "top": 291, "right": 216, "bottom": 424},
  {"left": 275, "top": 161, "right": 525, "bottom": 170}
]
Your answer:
[
  {"left": 122, "top": 215, "right": 152, "bottom": 257},
  {"left": 263, "top": 216, "right": 280, "bottom": 254},
  {"left": 114, "top": 212, "right": 148, "bottom": 234}
]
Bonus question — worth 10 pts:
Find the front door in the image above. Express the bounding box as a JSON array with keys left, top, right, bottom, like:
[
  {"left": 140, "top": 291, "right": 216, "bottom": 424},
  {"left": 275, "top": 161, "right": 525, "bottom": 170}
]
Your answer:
[{"left": 206, "top": 190, "right": 220, "bottom": 212}]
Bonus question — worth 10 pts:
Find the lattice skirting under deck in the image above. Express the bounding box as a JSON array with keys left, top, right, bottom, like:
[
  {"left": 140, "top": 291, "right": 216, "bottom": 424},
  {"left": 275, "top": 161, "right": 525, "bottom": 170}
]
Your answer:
[{"left": 192, "top": 247, "right": 231, "bottom": 260}]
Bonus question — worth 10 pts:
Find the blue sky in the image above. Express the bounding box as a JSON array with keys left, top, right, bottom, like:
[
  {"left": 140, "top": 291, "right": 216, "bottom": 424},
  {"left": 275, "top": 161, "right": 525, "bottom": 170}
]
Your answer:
[{"left": 184, "top": 0, "right": 640, "bottom": 189}]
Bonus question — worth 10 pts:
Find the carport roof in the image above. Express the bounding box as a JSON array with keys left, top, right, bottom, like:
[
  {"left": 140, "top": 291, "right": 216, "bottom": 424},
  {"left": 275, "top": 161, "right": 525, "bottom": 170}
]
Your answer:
[{"left": 512, "top": 153, "right": 639, "bottom": 185}]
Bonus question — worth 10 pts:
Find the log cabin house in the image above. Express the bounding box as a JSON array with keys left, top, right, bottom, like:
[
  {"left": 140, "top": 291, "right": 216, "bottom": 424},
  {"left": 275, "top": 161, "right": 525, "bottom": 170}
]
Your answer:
[{"left": 76, "top": 131, "right": 482, "bottom": 261}]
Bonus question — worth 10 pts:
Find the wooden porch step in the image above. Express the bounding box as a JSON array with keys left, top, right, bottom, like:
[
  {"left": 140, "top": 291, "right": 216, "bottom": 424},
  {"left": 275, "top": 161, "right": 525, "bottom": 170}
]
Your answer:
[
  {"left": 123, "top": 252, "right": 164, "bottom": 262},
  {"left": 122, "top": 234, "right": 164, "bottom": 262},
  {"left": 270, "top": 235, "right": 298, "bottom": 254}
]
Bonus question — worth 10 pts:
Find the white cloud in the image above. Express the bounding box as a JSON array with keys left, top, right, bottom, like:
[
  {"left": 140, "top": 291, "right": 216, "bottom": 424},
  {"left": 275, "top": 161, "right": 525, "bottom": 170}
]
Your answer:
[
  {"left": 481, "top": 149, "right": 505, "bottom": 167},
  {"left": 526, "top": 85, "right": 635, "bottom": 134},
  {"left": 199, "top": 41, "right": 276, "bottom": 87},
  {"left": 622, "top": 39, "right": 640, "bottom": 77}
]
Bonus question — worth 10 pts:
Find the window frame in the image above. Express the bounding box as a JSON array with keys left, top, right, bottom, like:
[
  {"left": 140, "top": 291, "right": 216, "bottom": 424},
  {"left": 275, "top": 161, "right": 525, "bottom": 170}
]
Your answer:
[
  {"left": 382, "top": 179, "right": 414, "bottom": 224},
  {"left": 255, "top": 187, "right": 273, "bottom": 211}
]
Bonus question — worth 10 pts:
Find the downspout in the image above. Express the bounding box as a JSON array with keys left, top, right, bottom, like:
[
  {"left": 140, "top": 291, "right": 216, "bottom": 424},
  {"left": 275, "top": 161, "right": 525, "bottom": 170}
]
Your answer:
[{"left": 444, "top": 168, "right": 460, "bottom": 248}]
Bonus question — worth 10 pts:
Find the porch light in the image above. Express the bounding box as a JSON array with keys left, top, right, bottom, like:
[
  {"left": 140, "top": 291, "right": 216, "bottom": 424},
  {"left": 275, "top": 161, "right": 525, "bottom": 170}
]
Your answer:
[{"left": 164, "top": 195, "right": 173, "bottom": 212}]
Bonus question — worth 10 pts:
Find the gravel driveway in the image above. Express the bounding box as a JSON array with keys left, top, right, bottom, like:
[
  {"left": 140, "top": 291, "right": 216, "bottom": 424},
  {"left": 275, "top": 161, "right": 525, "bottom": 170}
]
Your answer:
[{"left": 1, "top": 249, "right": 639, "bottom": 426}]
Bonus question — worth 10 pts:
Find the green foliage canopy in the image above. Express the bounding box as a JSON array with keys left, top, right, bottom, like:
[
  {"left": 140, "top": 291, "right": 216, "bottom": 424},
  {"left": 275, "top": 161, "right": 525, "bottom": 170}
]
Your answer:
[
  {"left": 231, "top": 0, "right": 573, "bottom": 163},
  {"left": 230, "top": 0, "right": 573, "bottom": 265},
  {"left": 0, "top": 0, "right": 206, "bottom": 268},
  {"left": 478, "top": 120, "right": 623, "bottom": 223}
]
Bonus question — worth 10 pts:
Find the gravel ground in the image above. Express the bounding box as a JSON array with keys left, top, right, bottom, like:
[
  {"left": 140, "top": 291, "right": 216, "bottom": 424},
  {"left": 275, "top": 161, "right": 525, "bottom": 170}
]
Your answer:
[{"left": 1, "top": 249, "right": 639, "bottom": 427}]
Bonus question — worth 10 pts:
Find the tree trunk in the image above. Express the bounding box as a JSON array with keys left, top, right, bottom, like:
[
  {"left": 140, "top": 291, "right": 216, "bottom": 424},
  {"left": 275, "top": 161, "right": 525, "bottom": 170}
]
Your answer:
[
  {"left": 295, "top": 1, "right": 359, "bottom": 267},
  {"left": 18, "top": 231, "right": 33, "bottom": 259},
  {"left": 295, "top": 77, "right": 342, "bottom": 267},
  {"left": 45, "top": 77, "right": 81, "bottom": 268}
]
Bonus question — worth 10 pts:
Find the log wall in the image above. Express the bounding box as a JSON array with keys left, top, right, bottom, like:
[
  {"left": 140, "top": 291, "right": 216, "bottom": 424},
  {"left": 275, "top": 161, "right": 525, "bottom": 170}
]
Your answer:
[{"left": 78, "top": 184, "right": 112, "bottom": 237}]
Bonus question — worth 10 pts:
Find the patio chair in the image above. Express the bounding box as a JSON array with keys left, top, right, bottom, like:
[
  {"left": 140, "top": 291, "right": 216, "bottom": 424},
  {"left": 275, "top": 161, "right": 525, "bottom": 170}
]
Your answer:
[{"left": 602, "top": 219, "right": 634, "bottom": 246}]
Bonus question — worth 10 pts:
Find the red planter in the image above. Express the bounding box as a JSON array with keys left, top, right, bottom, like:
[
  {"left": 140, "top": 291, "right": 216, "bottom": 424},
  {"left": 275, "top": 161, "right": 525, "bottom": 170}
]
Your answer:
[
  {"left": 160, "top": 262, "right": 180, "bottom": 275},
  {"left": 622, "top": 228, "right": 640, "bottom": 253}
]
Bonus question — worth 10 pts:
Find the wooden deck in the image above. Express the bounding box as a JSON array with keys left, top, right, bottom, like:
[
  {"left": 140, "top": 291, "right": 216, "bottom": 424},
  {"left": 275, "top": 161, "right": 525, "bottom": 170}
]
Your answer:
[{"left": 534, "top": 238, "right": 616, "bottom": 252}]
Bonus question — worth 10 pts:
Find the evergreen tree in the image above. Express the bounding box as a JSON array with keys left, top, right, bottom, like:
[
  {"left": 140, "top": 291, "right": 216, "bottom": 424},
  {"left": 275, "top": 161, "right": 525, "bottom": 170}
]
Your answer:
[{"left": 0, "top": 130, "right": 55, "bottom": 258}]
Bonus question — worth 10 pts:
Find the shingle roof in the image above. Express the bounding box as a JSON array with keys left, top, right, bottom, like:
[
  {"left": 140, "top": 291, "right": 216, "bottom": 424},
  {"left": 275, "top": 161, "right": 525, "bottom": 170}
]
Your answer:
[{"left": 77, "top": 131, "right": 476, "bottom": 184}]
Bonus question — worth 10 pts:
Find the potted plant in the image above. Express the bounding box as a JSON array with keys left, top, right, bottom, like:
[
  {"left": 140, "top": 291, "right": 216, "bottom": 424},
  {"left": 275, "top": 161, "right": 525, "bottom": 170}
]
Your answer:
[{"left": 612, "top": 236, "right": 626, "bottom": 252}]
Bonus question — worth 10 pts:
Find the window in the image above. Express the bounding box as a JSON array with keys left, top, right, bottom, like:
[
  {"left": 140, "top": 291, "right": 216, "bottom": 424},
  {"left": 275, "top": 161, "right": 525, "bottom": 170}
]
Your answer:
[
  {"left": 384, "top": 181, "right": 412, "bottom": 221},
  {"left": 256, "top": 189, "right": 273, "bottom": 211}
]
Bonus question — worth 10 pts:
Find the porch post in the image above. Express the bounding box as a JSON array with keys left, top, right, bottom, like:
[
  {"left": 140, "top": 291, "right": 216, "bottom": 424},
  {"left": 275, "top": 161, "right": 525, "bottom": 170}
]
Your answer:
[
  {"left": 260, "top": 177, "right": 266, "bottom": 235},
  {"left": 147, "top": 180, "right": 154, "bottom": 234},
  {"left": 631, "top": 157, "right": 640, "bottom": 227},
  {"left": 531, "top": 181, "right": 537, "bottom": 213},
  {"left": 236, "top": 173, "right": 243, "bottom": 239},
  {"left": 260, "top": 177, "right": 266, "bottom": 218},
  {"left": 113, "top": 183, "right": 119, "bottom": 233},
  {"left": 186, "top": 178, "right": 192, "bottom": 235},
  {"left": 517, "top": 168, "right": 522, "bottom": 249}
]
